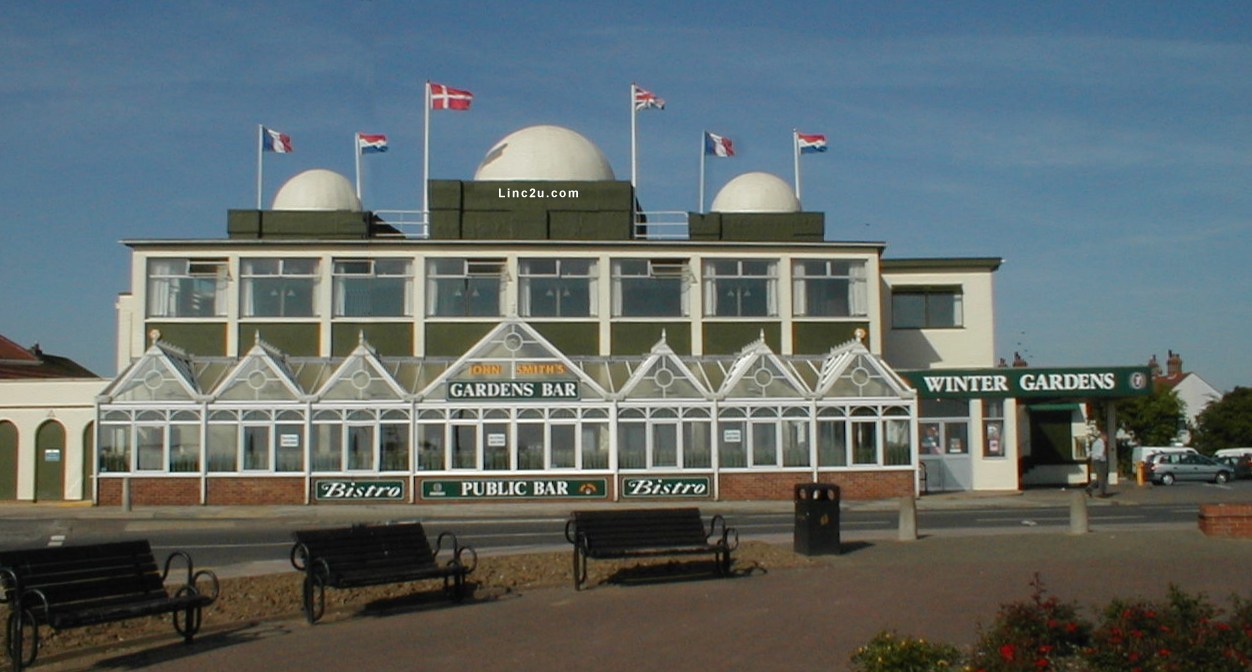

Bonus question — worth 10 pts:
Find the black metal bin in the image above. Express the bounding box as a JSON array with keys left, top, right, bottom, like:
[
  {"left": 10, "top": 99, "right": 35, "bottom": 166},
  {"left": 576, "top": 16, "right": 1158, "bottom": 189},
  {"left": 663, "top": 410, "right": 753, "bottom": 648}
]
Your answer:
[{"left": 794, "top": 482, "right": 841, "bottom": 555}]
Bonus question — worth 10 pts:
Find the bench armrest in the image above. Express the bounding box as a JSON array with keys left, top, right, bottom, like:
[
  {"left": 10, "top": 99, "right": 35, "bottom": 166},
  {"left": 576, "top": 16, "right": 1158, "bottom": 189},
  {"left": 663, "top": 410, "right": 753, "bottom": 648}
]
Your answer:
[
  {"left": 161, "top": 550, "right": 196, "bottom": 585},
  {"left": 436, "top": 531, "right": 478, "bottom": 575},
  {"left": 707, "top": 515, "right": 740, "bottom": 551},
  {"left": 290, "top": 541, "right": 311, "bottom": 572},
  {"left": 191, "top": 569, "right": 221, "bottom": 604}
]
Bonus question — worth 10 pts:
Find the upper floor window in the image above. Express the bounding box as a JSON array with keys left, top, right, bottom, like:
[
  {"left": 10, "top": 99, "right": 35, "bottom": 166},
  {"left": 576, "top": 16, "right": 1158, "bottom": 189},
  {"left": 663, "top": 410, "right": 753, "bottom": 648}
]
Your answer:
[
  {"left": 612, "top": 259, "right": 688, "bottom": 317},
  {"left": 703, "top": 259, "right": 777, "bottom": 317},
  {"left": 147, "top": 258, "right": 227, "bottom": 318},
  {"left": 333, "top": 258, "right": 412, "bottom": 318},
  {"left": 426, "top": 258, "right": 505, "bottom": 317},
  {"left": 793, "top": 259, "right": 868, "bottom": 317},
  {"left": 519, "top": 258, "right": 597, "bottom": 318},
  {"left": 241, "top": 258, "right": 318, "bottom": 318},
  {"left": 892, "top": 286, "right": 963, "bottom": 329}
]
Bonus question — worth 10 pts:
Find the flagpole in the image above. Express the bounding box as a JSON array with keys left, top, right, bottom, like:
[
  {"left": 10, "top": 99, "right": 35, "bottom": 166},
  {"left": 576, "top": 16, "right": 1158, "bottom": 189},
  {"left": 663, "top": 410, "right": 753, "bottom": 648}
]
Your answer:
[
  {"left": 793, "top": 129, "right": 801, "bottom": 200},
  {"left": 698, "top": 131, "right": 706, "bottom": 213},
  {"left": 630, "top": 83, "right": 638, "bottom": 191},
  {"left": 355, "top": 133, "right": 363, "bottom": 201},
  {"left": 423, "top": 81, "right": 431, "bottom": 222},
  {"left": 256, "top": 124, "right": 264, "bottom": 210}
]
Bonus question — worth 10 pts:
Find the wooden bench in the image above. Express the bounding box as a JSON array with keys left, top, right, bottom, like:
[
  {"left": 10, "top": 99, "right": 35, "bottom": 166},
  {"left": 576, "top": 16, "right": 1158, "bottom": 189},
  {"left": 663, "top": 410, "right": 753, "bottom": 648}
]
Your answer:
[
  {"left": 289, "top": 522, "right": 477, "bottom": 624},
  {"left": 0, "top": 540, "right": 219, "bottom": 672},
  {"left": 564, "top": 507, "right": 738, "bottom": 590}
]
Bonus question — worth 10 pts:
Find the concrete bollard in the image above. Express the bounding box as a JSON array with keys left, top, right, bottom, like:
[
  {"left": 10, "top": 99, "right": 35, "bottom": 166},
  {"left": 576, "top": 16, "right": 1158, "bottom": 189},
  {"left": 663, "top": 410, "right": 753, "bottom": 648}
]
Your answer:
[
  {"left": 1069, "top": 489, "right": 1089, "bottom": 534},
  {"left": 898, "top": 496, "right": 918, "bottom": 541}
]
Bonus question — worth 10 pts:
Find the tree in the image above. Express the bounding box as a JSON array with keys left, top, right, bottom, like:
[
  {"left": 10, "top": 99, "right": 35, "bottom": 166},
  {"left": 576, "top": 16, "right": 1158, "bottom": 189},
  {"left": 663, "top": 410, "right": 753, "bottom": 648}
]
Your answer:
[
  {"left": 1191, "top": 387, "right": 1252, "bottom": 453},
  {"left": 1095, "top": 385, "right": 1185, "bottom": 447}
]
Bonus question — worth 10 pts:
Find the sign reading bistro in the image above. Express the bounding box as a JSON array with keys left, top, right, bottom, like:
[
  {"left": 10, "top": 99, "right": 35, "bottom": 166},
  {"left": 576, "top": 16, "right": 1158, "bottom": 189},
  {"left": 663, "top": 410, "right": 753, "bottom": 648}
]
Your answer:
[{"left": 902, "top": 366, "right": 1152, "bottom": 399}]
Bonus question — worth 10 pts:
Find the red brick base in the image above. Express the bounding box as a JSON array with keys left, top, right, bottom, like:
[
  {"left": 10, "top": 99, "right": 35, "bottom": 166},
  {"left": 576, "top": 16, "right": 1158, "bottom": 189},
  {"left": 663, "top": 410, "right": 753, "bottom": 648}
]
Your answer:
[
  {"left": 1198, "top": 503, "right": 1252, "bottom": 538},
  {"left": 97, "top": 477, "right": 200, "bottom": 506},
  {"left": 719, "top": 470, "right": 914, "bottom": 501}
]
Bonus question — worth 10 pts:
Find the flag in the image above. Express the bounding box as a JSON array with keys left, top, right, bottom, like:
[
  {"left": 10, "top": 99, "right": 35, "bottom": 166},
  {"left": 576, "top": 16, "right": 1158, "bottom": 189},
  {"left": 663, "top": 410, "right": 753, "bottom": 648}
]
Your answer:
[
  {"left": 429, "top": 82, "right": 473, "bottom": 110},
  {"left": 357, "top": 133, "right": 388, "bottom": 154},
  {"left": 705, "top": 132, "right": 734, "bottom": 157},
  {"left": 797, "top": 132, "right": 828, "bottom": 154},
  {"left": 633, "top": 85, "right": 665, "bottom": 111},
  {"left": 262, "top": 127, "right": 292, "bottom": 153}
]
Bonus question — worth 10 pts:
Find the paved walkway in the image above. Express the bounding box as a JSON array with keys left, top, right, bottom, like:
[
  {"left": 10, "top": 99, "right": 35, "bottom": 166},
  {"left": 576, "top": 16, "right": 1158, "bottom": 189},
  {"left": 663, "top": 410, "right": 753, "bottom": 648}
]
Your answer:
[{"left": 11, "top": 482, "right": 1252, "bottom": 671}]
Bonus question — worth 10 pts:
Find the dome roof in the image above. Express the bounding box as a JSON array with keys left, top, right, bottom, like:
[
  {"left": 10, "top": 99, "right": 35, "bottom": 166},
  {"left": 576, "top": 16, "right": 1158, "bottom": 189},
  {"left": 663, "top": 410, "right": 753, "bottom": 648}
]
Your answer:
[
  {"left": 474, "top": 125, "right": 615, "bottom": 181},
  {"left": 271, "top": 169, "right": 362, "bottom": 211},
  {"left": 710, "top": 172, "right": 801, "bottom": 213}
]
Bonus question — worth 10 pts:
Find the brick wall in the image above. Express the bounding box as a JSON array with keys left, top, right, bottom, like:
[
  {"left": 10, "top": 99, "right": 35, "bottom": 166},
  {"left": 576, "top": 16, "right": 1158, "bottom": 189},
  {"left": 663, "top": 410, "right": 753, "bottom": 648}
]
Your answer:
[
  {"left": 97, "top": 477, "right": 200, "bottom": 506},
  {"left": 1198, "top": 503, "right": 1252, "bottom": 538},
  {"left": 719, "top": 470, "right": 914, "bottom": 501},
  {"left": 207, "top": 477, "right": 305, "bottom": 505}
]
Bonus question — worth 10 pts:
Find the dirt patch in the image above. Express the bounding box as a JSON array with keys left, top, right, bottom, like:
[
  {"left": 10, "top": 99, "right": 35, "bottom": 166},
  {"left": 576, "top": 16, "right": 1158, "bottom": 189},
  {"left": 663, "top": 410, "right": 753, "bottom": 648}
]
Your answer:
[{"left": 2, "top": 542, "right": 818, "bottom": 665}]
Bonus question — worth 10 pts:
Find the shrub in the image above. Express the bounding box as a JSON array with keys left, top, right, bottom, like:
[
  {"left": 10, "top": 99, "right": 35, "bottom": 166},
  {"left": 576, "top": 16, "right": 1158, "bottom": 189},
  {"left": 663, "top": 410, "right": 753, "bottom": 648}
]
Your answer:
[
  {"left": 850, "top": 630, "right": 964, "bottom": 672},
  {"left": 967, "top": 574, "right": 1092, "bottom": 672}
]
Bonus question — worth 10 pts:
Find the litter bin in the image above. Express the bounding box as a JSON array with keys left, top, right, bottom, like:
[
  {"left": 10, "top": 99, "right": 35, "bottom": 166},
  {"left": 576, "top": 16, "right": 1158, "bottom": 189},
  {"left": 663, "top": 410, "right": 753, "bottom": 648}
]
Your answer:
[{"left": 794, "top": 483, "right": 841, "bottom": 555}]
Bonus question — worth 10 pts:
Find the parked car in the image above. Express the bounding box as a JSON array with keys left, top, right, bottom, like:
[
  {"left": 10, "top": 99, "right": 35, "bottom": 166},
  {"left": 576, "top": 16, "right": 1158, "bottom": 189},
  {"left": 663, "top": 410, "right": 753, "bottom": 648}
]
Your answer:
[
  {"left": 1214, "top": 454, "right": 1252, "bottom": 480},
  {"left": 1147, "top": 452, "right": 1233, "bottom": 485}
]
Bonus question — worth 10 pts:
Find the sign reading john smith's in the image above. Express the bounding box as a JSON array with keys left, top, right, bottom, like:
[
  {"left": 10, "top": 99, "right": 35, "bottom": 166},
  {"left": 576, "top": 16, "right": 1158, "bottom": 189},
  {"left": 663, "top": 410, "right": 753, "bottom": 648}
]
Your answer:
[{"left": 902, "top": 367, "right": 1152, "bottom": 399}]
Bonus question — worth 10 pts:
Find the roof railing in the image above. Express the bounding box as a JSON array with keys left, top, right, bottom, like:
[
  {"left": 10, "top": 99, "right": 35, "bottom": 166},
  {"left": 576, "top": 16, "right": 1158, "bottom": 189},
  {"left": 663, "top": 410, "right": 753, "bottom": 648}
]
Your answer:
[
  {"left": 633, "top": 211, "right": 690, "bottom": 240},
  {"left": 372, "top": 210, "right": 430, "bottom": 239}
]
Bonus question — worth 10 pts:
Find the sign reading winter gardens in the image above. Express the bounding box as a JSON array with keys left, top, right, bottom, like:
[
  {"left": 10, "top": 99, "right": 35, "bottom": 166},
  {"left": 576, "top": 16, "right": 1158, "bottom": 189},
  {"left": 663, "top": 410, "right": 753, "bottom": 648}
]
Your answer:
[{"left": 902, "top": 366, "right": 1152, "bottom": 399}]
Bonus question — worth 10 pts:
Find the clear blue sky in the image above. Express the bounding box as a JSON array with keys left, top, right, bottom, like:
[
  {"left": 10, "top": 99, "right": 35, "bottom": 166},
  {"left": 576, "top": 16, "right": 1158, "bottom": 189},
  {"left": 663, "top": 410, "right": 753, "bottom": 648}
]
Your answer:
[{"left": 2, "top": 1, "right": 1249, "bottom": 392}]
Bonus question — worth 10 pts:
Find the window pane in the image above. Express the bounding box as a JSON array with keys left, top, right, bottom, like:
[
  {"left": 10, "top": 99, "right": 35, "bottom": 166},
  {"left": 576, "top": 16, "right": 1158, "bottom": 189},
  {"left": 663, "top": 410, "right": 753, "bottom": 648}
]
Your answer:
[
  {"left": 169, "top": 425, "right": 199, "bottom": 472},
  {"left": 99, "top": 426, "right": 131, "bottom": 472},
  {"left": 417, "top": 424, "right": 446, "bottom": 471},
  {"left": 483, "top": 424, "right": 508, "bottom": 470},
  {"left": 752, "top": 423, "right": 777, "bottom": 466},
  {"left": 275, "top": 425, "right": 303, "bottom": 472},
  {"left": 551, "top": 425, "right": 576, "bottom": 469},
  {"left": 311, "top": 424, "right": 341, "bottom": 471},
  {"left": 347, "top": 426, "right": 374, "bottom": 470},
  {"left": 243, "top": 426, "right": 270, "bottom": 470},
  {"left": 379, "top": 424, "right": 409, "bottom": 471},
  {"left": 452, "top": 425, "right": 477, "bottom": 469},
  {"left": 892, "top": 293, "right": 926, "bottom": 328},
  {"left": 207, "top": 424, "right": 238, "bottom": 472},
  {"left": 618, "top": 277, "right": 684, "bottom": 316},
  {"left": 719, "top": 422, "right": 746, "bottom": 468},
  {"left": 581, "top": 423, "right": 609, "bottom": 469},
  {"left": 517, "top": 424, "right": 545, "bottom": 470},
  {"left": 653, "top": 423, "right": 678, "bottom": 467},
  {"left": 619, "top": 423, "right": 646, "bottom": 469},
  {"left": 884, "top": 419, "right": 911, "bottom": 465},
  {"left": 852, "top": 423, "right": 877, "bottom": 464},
  {"left": 817, "top": 421, "right": 847, "bottom": 466},
  {"left": 136, "top": 426, "right": 164, "bottom": 471},
  {"left": 683, "top": 421, "right": 711, "bottom": 469},
  {"left": 783, "top": 419, "right": 809, "bottom": 467}
]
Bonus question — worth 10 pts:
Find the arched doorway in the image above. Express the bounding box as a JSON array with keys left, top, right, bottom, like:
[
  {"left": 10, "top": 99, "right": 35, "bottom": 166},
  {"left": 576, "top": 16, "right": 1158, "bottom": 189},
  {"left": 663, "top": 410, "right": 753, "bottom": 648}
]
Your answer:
[
  {"left": 0, "top": 421, "right": 17, "bottom": 500},
  {"left": 35, "top": 420, "right": 65, "bottom": 502}
]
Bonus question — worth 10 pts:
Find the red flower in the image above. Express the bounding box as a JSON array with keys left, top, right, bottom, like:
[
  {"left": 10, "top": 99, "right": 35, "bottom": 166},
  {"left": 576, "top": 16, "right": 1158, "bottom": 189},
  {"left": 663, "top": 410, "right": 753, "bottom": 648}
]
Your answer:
[{"left": 1000, "top": 643, "right": 1016, "bottom": 662}]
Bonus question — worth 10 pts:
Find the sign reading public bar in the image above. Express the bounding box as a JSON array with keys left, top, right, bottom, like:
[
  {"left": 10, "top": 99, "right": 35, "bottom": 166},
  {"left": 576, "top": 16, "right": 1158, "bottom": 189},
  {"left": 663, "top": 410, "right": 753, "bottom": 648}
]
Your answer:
[
  {"left": 315, "top": 479, "right": 406, "bottom": 501},
  {"left": 421, "top": 478, "right": 607, "bottom": 500},
  {"left": 902, "top": 366, "right": 1152, "bottom": 399}
]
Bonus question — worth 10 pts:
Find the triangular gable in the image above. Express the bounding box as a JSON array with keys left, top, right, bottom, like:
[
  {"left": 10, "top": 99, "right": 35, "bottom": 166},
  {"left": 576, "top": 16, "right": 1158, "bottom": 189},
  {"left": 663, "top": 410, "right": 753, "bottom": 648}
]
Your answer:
[
  {"left": 419, "top": 318, "right": 608, "bottom": 402},
  {"left": 213, "top": 336, "right": 305, "bottom": 402},
  {"left": 816, "top": 338, "right": 914, "bottom": 399},
  {"left": 102, "top": 341, "right": 200, "bottom": 403},
  {"left": 617, "top": 334, "right": 711, "bottom": 400},
  {"left": 719, "top": 335, "right": 810, "bottom": 400},
  {"left": 316, "top": 335, "right": 408, "bottom": 402}
]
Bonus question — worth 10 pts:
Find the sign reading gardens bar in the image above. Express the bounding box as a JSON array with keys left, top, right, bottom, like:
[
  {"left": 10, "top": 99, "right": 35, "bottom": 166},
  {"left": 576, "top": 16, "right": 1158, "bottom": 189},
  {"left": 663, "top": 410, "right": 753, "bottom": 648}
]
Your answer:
[
  {"left": 902, "top": 366, "right": 1153, "bottom": 399},
  {"left": 421, "top": 478, "right": 608, "bottom": 500}
]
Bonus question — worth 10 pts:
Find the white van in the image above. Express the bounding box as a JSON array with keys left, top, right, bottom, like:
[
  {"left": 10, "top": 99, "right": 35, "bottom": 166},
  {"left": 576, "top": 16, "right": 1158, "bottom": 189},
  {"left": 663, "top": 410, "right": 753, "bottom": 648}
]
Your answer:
[
  {"left": 1215, "top": 447, "right": 1252, "bottom": 460},
  {"left": 1131, "top": 446, "right": 1197, "bottom": 465}
]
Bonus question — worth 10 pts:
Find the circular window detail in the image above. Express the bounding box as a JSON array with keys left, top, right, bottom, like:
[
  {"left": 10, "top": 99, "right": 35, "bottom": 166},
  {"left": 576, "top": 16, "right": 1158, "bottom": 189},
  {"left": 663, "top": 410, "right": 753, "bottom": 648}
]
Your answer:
[
  {"left": 753, "top": 367, "right": 774, "bottom": 388},
  {"left": 653, "top": 368, "right": 675, "bottom": 389},
  {"left": 247, "top": 370, "right": 269, "bottom": 390},
  {"left": 350, "top": 369, "right": 373, "bottom": 391},
  {"left": 850, "top": 366, "right": 872, "bottom": 387},
  {"left": 143, "top": 370, "right": 165, "bottom": 390},
  {"left": 503, "top": 332, "right": 525, "bottom": 352}
]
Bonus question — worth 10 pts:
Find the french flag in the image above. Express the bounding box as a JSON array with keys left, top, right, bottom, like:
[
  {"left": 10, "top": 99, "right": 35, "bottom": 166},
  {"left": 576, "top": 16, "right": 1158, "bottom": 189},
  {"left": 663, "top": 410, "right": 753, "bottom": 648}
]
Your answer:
[
  {"left": 357, "top": 133, "right": 388, "bottom": 154},
  {"left": 797, "top": 133, "right": 828, "bottom": 154},
  {"left": 262, "top": 127, "right": 293, "bottom": 153},
  {"left": 705, "top": 131, "right": 734, "bottom": 157}
]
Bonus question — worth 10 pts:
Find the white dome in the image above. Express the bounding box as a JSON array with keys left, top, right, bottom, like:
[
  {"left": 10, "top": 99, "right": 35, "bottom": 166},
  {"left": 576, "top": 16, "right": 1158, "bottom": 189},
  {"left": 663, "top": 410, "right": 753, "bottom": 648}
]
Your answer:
[
  {"left": 474, "top": 125, "right": 615, "bottom": 181},
  {"left": 271, "top": 169, "right": 362, "bottom": 211},
  {"left": 710, "top": 172, "right": 801, "bottom": 213}
]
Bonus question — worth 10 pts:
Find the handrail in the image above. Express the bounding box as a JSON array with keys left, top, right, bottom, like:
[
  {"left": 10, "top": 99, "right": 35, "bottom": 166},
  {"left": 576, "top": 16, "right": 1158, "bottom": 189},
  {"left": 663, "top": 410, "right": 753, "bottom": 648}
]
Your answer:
[
  {"left": 372, "top": 210, "right": 430, "bottom": 239},
  {"left": 634, "top": 210, "right": 690, "bottom": 240}
]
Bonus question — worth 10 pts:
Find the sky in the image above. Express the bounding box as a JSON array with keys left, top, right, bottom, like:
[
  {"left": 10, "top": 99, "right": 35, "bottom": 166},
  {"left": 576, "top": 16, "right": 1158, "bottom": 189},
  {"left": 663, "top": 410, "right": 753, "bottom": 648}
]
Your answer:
[{"left": 2, "top": 1, "right": 1250, "bottom": 393}]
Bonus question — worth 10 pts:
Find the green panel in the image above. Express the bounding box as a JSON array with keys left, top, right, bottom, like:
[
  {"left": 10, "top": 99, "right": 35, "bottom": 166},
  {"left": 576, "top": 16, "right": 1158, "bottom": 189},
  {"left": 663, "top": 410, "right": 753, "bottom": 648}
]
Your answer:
[
  {"left": 527, "top": 322, "right": 599, "bottom": 356},
  {"left": 147, "top": 322, "right": 227, "bottom": 356},
  {"left": 1029, "top": 411, "right": 1074, "bottom": 465},
  {"left": 460, "top": 181, "right": 633, "bottom": 212},
  {"left": 686, "top": 213, "right": 721, "bottom": 240},
  {"left": 238, "top": 323, "right": 320, "bottom": 357},
  {"left": 0, "top": 422, "right": 17, "bottom": 500},
  {"left": 792, "top": 322, "right": 870, "bottom": 355},
  {"left": 428, "top": 180, "right": 464, "bottom": 209},
  {"left": 35, "top": 421, "right": 65, "bottom": 502},
  {"left": 610, "top": 323, "right": 691, "bottom": 356},
  {"left": 702, "top": 322, "right": 781, "bottom": 355},
  {"left": 424, "top": 323, "right": 496, "bottom": 357},
  {"left": 460, "top": 212, "right": 549, "bottom": 240},
  {"left": 718, "top": 213, "right": 825, "bottom": 241},
  {"left": 901, "top": 366, "right": 1154, "bottom": 399},
  {"left": 547, "top": 212, "right": 633, "bottom": 240},
  {"left": 227, "top": 210, "right": 371, "bottom": 240},
  {"left": 331, "top": 323, "right": 414, "bottom": 357}
]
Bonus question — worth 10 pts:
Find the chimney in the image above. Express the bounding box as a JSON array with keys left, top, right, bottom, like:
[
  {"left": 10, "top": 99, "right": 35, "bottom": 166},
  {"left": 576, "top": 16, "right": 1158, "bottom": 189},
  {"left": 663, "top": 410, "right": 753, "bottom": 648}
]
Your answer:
[
  {"left": 1148, "top": 354, "right": 1161, "bottom": 377},
  {"left": 1167, "top": 350, "right": 1183, "bottom": 377},
  {"left": 1012, "top": 351, "right": 1029, "bottom": 368}
]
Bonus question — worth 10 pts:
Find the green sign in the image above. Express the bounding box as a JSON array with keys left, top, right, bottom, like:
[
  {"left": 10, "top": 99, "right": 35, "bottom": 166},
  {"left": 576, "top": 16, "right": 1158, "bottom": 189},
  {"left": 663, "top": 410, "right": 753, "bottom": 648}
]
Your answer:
[
  {"left": 315, "top": 479, "right": 405, "bottom": 501},
  {"left": 902, "top": 367, "right": 1152, "bottom": 399},
  {"left": 421, "top": 478, "right": 607, "bottom": 500},
  {"left": 622, "top": 477, "right": 711, "bottom": 498},
  {"left": 447, "top": 380, "right": 579, "bottom": 400}
]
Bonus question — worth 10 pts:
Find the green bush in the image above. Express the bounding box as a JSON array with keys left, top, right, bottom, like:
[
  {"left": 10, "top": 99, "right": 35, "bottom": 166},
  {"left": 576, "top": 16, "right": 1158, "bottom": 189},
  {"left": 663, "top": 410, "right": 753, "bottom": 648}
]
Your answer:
[{"left": 967, "top": 574, "right": 1092, "bottom": 672}]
